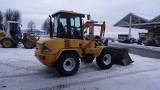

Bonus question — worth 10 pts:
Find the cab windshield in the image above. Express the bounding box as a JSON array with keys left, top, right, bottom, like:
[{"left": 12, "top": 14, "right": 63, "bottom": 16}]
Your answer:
[{"left": 10, "top": 23, "right": 21, "bottom": 33}]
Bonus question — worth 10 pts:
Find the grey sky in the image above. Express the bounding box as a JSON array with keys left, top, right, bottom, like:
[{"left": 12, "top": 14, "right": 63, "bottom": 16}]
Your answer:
[{"left": 1, "top": 0, "right": 160, "bottom": 38}]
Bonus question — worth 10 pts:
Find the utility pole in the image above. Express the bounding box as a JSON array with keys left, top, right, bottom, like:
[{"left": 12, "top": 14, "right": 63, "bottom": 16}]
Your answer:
[{"left": 129, "top": 13, "right": 132, "bottom": 39}]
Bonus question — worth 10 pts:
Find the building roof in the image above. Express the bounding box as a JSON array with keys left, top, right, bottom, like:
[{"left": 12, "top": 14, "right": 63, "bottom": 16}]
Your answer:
[
  {"left": 134, "top": 13, "right": 154, "bottom": 20},
  {"left": 151, "top": 15, "right": 160, "bottom": 22},
  {"left": 114, "top": 13, "right": 160, "bottom": 30}
]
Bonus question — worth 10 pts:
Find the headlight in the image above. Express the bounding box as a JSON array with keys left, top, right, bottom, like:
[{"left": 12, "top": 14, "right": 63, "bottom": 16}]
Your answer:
[{"left": 42, "top": 45, "right": 51, "bottom": 52}]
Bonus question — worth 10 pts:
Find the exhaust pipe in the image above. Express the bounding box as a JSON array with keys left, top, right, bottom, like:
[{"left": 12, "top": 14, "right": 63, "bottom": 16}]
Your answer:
[{"left": 49, "top": 15, "right": 53, "bottom": 38}]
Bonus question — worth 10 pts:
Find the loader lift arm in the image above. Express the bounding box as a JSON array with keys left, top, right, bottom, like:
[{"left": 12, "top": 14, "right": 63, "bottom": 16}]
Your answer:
[
  {"left": 23, "top": 33, "right": 39, "bottom": 43},
  {"left": 83, "top": 20, "right": 106, "bottom": 39},
  {"left": 82, "top": 20, "right": 133, "bottom": 66}
]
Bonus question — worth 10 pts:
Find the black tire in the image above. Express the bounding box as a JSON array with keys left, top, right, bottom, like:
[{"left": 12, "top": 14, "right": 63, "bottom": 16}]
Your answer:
[
  {"left": 1, "top": 39, "right": 13, "bottom": 48},
  {"left": 23, "top": 39, "right": 35, "bottom": 49},
  {"left": 96, "top": 50, "right": 113, "bottom": 69},
  {"left": 56, "top": 52, "right": 80, "bottom": 76}
]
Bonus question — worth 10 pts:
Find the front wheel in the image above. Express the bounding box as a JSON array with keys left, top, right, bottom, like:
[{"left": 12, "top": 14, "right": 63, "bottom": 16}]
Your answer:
[
  {"left": 23, "top": 39, "right": 35, "bottom": 49},
  {"left": 56, "top": 52, "right": 80, "bottom": 76},
  {"left": 96, "top": 50, "right": 113, "bottom": 69}
]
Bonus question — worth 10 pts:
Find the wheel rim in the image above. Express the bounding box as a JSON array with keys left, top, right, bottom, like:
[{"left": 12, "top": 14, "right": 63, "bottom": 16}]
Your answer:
[
  {"left": 26, "top": 41, "right": 32, "bottom": 48},
  {"left": 63, "top": 58, "right": 76, "bottom": 71},
  {"left": 103, "top": 54, "right": 111, "bottom": 65},
  {"left": 4, "top": 40, "right": 11, "bottom": 47}
]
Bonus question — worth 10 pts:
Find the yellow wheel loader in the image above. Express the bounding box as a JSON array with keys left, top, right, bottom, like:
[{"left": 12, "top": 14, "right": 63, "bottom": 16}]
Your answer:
[
  {"left": 0, "top": 21, "right": 22, "bottom": 48},
  {"left": 35, "top": 10, "right": 133, "bottom": 76},
  {"left": 0, "top": 21, "right": 38, "bottom": 49}
]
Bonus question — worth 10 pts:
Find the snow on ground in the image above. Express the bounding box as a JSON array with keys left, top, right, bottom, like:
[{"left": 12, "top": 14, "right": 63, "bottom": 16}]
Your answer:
[
  {"left": 110, "top": 41, "right": 160, "bottom": 52},
  {"left": 0, "top": 45, "right": 160, "bottom": 90}
]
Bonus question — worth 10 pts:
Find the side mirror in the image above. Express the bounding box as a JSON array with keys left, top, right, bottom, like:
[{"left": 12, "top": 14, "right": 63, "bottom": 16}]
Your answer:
[{"left": 87, "top": 14, "right": 91, "bottom": 20}]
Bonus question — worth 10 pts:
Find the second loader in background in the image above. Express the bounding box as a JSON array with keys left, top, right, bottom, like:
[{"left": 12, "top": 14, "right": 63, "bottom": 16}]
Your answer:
[
  {"left": 35, "top": 10, "right": 133, "bottom": 76},
  {"left": 0, "top": 21, "right": 38, "bottom": 49}
]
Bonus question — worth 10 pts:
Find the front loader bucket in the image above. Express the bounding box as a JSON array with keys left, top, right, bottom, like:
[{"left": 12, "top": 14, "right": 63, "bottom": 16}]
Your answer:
[
  {"left": 107, "top": 47, "right": 134, "bottom": 66},
  {"left": 121, "top": 51, "right": 134, "bottom": 65}
]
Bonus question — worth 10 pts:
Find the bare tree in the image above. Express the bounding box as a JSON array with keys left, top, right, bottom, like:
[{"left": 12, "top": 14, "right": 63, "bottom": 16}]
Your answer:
[
  {"left": 27, "top": 21, "right": 36, "bottom": 32},
  {"left": 4, "top": 8, "right": 21, "bottom": 22},
  {"left": 13, "top": 10, "right": 21, "bottom": 21},
  {"left": 0, "top": 11, "right": 3, "bottom": 30},
  {"left": 41, "top": 18, "right": 50, "bottom": 34}
]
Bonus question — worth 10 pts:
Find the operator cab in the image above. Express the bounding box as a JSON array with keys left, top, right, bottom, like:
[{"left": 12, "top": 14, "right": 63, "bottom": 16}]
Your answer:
[
  {"left": 51, "top": 10, "right": 85, "bottom": 39},
  {"left": 5, "top": 21, "right": 22, "bottom": 40}
]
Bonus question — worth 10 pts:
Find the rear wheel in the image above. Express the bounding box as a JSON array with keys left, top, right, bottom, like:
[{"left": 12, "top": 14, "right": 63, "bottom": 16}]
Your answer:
[
  {"left": 1, "top": 39, "right": 13, "bottom": 48},
  {"left": 96, "top": 50, "right": 113, "bottom": 69},
  {"left": 23, "top": 39, "right": 35, "bottom": 49},
  {"left": 56, "top": 52, "right": 80, "bottom": 76}
]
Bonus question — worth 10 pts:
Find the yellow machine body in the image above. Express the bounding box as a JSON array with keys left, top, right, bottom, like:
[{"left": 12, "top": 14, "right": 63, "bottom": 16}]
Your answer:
[
  {"left": 0, "top": 31, "right": 6, "bottom": 40},
  {"left": 35, "top": 37, "right": 104, "bottom": 66}
]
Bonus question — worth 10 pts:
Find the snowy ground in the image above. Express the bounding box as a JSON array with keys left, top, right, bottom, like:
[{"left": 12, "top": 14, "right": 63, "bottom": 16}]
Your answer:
[{"left": 0, "top": 44, "right": 160, "bottom": 90}]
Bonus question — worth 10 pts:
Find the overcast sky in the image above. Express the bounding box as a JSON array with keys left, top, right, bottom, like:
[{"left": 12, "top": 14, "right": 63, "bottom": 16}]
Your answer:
[{"left": 1, "top": 0, "right": 160, "bottom": 38}]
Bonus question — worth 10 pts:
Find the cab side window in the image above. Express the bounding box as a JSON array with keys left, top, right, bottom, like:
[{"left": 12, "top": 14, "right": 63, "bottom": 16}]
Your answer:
[{"left": 70, "top": 15, "right": 82, "bottom": 39}]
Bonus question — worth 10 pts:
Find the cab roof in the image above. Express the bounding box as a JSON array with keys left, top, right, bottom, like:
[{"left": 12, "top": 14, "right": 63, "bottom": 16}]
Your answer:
[
  {"left": 52, "top": 10, "right": 85, "bottom": 17},
  {"left": 6, "top": 21, "right": 20, "bottom": 23}
]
